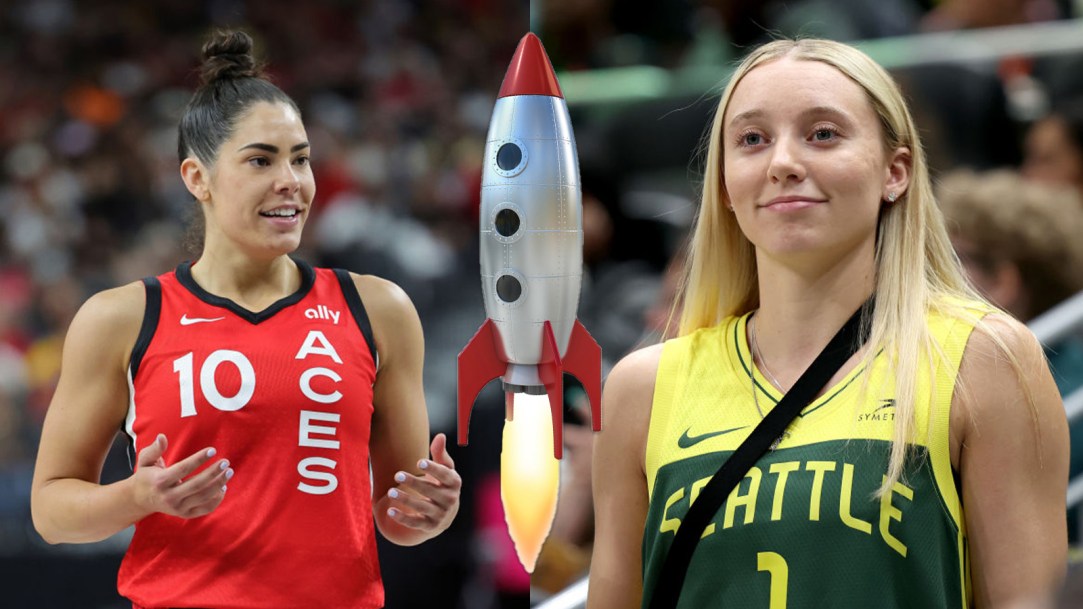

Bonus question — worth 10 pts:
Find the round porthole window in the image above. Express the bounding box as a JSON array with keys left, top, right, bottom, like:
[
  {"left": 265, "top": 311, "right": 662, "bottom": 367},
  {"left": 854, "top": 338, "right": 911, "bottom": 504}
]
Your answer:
[
  {"left": 495, "top": 208, "right": 520, "bottom": 238},
  {"left": 497, "top": 143, "right": 522, "bottom": 171},
  {"left": 496, "top": 275, "right": 522, "bottom": 303},
  {"left": 492, "top": 139, "right": 527, "bottom": 177}
]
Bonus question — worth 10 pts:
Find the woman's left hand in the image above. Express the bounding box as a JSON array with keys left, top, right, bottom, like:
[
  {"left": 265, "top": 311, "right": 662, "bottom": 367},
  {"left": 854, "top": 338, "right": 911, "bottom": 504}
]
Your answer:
[{"left": 384, "top": 433, "right": 461, "bottom": 534}]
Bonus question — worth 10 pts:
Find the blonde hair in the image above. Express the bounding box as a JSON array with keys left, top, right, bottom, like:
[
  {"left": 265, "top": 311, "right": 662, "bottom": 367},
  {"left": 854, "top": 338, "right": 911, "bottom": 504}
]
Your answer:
[{"left": 679, "top": 38, "right": 1001, "bottom": 494}]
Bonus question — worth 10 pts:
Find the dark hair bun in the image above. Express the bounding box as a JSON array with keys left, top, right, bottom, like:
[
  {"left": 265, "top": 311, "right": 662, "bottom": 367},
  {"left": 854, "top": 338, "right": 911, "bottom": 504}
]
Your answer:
[{"left": 199, "top": 30, "right": 262, "bottom": 85}]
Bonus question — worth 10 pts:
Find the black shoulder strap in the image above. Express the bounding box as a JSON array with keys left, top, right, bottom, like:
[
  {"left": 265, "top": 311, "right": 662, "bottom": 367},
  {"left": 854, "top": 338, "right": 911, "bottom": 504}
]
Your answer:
[
  {"left": 127, "top": 276, "right": 162, "bottom": 469},
  {"left": 648, "top": 299, "right": 873, "bottom": 609},
  {"left": 332, "top": 269, "right": 379, "bottom": 369},
  {"left": 130, "top": 277, "right": 161, "bottom": 380}
]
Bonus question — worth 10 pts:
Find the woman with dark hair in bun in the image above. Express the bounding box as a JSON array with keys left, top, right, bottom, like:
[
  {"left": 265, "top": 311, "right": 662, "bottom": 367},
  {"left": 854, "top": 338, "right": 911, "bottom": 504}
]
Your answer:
[{"left": 30, "top": 30, "right": 459, "bottom": 608}]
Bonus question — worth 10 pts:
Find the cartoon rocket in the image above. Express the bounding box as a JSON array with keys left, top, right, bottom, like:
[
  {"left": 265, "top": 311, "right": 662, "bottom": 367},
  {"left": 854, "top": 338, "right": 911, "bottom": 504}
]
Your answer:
[{"left": 457, "top": 33, "right": 602, "bottom": 460}]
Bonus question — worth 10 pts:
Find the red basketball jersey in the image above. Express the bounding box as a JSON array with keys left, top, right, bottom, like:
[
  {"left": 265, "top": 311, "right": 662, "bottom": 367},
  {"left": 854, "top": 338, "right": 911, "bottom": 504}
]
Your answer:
[{"left": 118, "top": 259, "right": 383, "bottom": 609}]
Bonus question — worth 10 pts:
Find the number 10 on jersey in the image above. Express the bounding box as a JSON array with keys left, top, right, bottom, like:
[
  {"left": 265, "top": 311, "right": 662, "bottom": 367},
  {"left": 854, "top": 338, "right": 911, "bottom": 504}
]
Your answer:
[{"left": 170, "top": 332, "right": 347, "bottom": 496}]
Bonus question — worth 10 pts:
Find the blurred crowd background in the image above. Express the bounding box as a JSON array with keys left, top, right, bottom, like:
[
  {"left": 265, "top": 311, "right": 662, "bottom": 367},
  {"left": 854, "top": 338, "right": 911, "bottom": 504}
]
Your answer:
[{"left": 2, "top": 0, "right": 1083, "bottom": 607}]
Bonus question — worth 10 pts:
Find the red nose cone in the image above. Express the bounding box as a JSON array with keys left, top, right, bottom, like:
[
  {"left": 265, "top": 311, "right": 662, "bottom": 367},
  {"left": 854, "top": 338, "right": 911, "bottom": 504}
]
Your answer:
[{"left": 497, "top": 33, "right": 563, "bottom": 99}]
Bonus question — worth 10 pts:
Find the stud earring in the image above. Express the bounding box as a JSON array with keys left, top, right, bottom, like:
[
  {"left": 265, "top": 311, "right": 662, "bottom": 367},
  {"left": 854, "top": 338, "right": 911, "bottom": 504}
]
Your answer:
[{"left": 887, "top": 192, "right": 897, "bottom": 203}]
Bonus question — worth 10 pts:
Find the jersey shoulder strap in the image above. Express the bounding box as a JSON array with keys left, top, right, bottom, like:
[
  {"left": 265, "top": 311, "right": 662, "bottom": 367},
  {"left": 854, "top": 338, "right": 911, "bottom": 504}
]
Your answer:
[{"left": 332, "top": 269, "right": 379, "bottom": 370}]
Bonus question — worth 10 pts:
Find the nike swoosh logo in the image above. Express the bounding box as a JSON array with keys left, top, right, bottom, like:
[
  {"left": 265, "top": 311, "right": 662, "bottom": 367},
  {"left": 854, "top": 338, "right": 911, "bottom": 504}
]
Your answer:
[
  {"left": 678, "top": 425, "right": 748, "bottom": 449},
  {"left": 180, "top": 314, "right": 226, "bottom": 326}
]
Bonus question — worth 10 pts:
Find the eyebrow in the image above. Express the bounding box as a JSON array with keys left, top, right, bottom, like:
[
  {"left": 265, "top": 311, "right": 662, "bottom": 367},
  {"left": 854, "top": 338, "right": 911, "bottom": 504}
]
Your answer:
[
  {"left": 237, "top": 142, "right": 310, "bottom": 154},
  {"left": 727, "top": 106, "right": 853, "bottom": 128}
]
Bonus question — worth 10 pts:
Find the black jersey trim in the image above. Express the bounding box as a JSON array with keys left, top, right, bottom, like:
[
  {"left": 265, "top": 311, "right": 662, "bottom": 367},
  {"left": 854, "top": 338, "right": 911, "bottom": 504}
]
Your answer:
[
  {"left": 130, "top": 277, "right": 162, "bottom": 379},
  {"left": 734, "top": 315, "right": 871, "bottom": 417},
  {"left": 333, "top": 269, "right": 379, "bottom": 370},
  {"left": 175, "top": 257, "right": 316, "bottom": 324}
]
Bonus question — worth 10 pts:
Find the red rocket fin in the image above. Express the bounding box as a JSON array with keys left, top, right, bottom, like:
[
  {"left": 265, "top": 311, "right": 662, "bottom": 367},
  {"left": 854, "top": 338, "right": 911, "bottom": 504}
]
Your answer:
[
  {"left": 498, "top": 33, "right": 563, "bottom": 99},
  {"left": 538, "top": 321, "right": 564, "bottom": 459},
  {"left": 563, "top": 319, "right": 603, "bottom": 432},
  {"left": 457, "top": 319, "right": 506, "bottom": 447}
]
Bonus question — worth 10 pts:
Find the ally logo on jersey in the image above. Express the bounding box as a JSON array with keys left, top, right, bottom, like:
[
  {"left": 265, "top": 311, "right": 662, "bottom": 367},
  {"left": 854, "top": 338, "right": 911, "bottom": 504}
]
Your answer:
[{"left": 304, "top": 304, "right": 341, "bottom": 324}]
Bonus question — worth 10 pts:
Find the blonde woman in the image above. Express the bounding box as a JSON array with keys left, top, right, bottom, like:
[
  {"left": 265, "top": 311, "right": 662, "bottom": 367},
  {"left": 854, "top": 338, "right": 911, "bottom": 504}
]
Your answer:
[{"left": 589, "top": 39, "right": 1068, "bottom": 609}]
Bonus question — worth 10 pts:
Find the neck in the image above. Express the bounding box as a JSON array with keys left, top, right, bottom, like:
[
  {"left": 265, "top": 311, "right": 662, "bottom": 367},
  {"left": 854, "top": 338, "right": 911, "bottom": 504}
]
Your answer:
[
  {"left": 751, "top": 245, "right": 874, "bottom": 387},
  {"left": 190, "top": 246, "right": 300, "bottom": 310}
]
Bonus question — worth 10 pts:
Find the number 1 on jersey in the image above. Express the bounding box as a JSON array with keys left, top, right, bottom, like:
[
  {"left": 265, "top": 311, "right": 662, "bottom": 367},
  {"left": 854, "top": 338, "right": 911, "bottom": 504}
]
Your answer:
[{"left": 757, "top": 551, "right": 788, "bottom": 609}]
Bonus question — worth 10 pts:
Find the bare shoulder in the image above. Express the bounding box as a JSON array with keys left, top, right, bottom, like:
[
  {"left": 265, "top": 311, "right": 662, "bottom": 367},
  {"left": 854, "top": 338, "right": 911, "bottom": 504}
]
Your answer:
[
  {"left": 958, "top": 312, "right": 1047, "bottom": 393},
  {"left": 349, "top": 273, "right": 418, "bottom": 326},
  {"left": 955, "top": 312, "right": 1063, "bottom": 448},
  {"left": 68, "top": 281, "right": 147, "bottom": 360},
  {"left": 604, "top": 343, "right": 665, "bottom": 410},
  {"left": 347, "top": 273, "right": 422, "bottom": 369},
  {"left": 79, "top": 281, "right": 146, "bottom": 323},
  {"left": 598, "top": 343, "right": 665, "bottom": 464},
  {"left": 48, "top": 280, "right": 147, "bottom": 430}
]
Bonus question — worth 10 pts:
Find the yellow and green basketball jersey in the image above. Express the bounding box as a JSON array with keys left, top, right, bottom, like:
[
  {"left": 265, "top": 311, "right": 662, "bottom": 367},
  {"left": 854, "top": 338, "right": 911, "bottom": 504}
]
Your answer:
[{"left": 642, "top": 308, "right": 984, "bottom": 609}]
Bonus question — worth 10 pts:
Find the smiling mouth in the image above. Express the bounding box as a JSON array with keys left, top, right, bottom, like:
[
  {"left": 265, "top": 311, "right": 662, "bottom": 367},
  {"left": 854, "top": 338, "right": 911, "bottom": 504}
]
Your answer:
[{"left": 260, "top": 209, "right": 299, "bottom": 218}]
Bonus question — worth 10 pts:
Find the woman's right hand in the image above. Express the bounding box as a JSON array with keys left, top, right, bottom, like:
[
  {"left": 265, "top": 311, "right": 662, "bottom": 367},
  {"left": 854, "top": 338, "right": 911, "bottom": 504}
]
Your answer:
[
  {"left": 131, "top": 434, "right": 233, "bottom": 519},
  {"left": 32, "top": 283, "right": 233, "bottom": 544}
]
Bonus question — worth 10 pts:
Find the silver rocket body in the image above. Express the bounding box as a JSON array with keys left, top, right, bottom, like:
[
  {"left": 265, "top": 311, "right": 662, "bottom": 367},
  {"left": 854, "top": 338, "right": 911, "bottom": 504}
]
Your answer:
[
  {"left": 480, "top": 94, "right": 581, "bottom": 388},
  {"left": 457, "top": 32, "right": 601, "bottom": 458}
]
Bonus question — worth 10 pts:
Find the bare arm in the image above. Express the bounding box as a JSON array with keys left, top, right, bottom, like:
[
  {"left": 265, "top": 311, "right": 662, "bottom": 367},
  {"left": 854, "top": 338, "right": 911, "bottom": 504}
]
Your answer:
[
  {"left": 588, "top": 344, "right": 660, "bottom": 609},
  {"left": 31, "top": 284, "right": 230, "bottom": 544},
  {"left": 358, "top": 274, "right": 460, "bottom": 546},
  {"left": 956, "top": 315, "right": 1069, "bottom": 607}
]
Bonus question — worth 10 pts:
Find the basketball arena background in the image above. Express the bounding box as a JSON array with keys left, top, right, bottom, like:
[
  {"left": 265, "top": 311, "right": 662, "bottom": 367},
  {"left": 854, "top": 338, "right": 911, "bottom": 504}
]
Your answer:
[{"left": 2, "top": 1, "right": 1083, "bottom": 607}]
